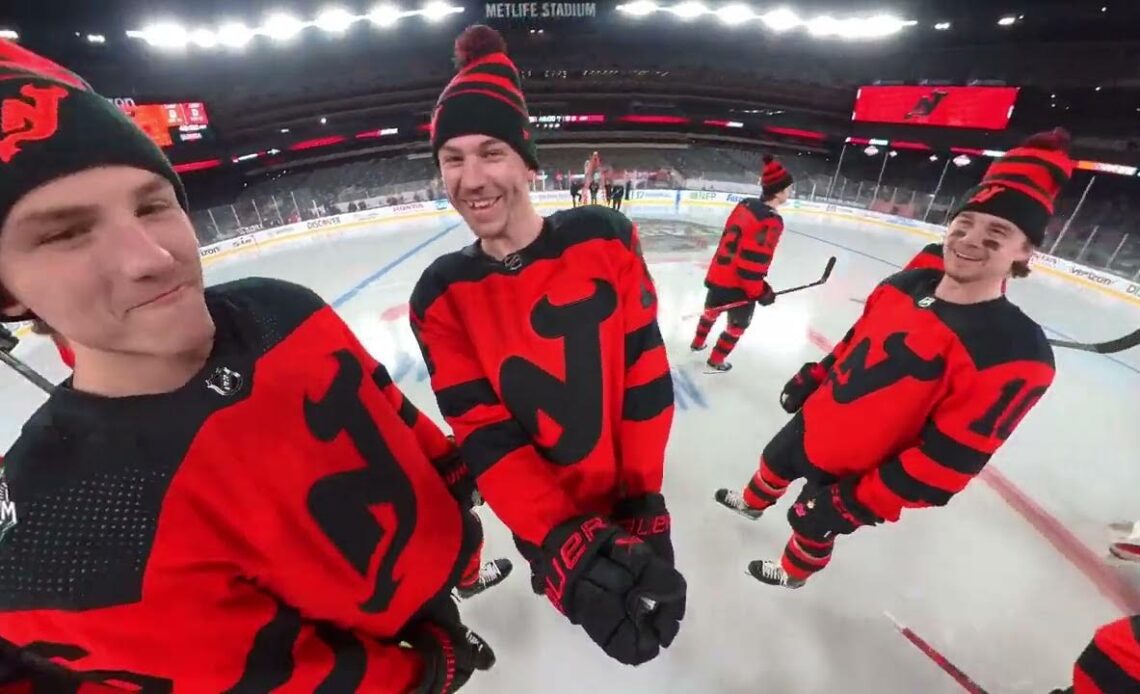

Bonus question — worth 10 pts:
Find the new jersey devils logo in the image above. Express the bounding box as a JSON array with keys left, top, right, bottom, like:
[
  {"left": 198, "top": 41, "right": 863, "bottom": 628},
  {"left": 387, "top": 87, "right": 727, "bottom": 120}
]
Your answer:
[
  {"left": 0, "top": 83, "right": 68, "bottom": 164},
  {"left": 831, "top": 332, "right": 946, "bottom": 403},
  {"left": 904, "top": 89, "right": 948, "bottom": 120},
  {"left": 500, "top": 279, "right": 618, "bottom": 465}
]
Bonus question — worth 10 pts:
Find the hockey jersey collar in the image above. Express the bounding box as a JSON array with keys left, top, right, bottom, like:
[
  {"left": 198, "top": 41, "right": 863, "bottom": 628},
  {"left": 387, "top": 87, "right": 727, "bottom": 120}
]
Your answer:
[{"left": 461, "top": 216, "right": 553, "bottom": 273}]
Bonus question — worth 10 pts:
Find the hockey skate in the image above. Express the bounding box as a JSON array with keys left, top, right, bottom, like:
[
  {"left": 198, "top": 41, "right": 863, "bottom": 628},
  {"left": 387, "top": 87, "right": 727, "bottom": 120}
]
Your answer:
[
  {"left": 690, "top": 342, "right": 708, "bottom": 352},
  {"left": 714, "top": 489, "right": 765, "bottom": 520},
  {"left": 747, "top": 560, "right": 805, "bottom": 589},
  {"left": 1109, "top": 521, "right": 1140, "bottom": 563},
  {"left": 456, "top": 559, "right": 513, "bottom": 599},
  {"left": 704, "top": 359, "right": 732, "bottom": 373}
]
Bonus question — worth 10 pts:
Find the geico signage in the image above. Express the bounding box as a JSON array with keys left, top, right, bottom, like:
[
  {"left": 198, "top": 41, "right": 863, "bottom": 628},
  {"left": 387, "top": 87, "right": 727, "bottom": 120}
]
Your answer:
[
  {"left": 688, "top": 191, "right": 718, "bottom": 200},
  {"left": 306, "top": 216, "right": 342, "bottom": 230},
  {"left": 230, "top": 236, "right": 254, "bottom": 249},
  {"left": 1069, "top": 267, "right": 1113, "bottom": 286},
  {"left": 1032, "top": 253, "right": 1059, "bottom": 267}
]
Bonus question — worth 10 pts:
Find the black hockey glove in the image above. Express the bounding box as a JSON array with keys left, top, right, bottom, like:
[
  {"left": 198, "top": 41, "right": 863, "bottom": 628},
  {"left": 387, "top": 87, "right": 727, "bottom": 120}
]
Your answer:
[
  {"left": 408, "top": 622, "right": 496, "bottom": 694},
  {"left": 538, "top": 515, "right": 686, "bottom": 665},
  {"left": 779, "top": 361, "right": 828, "bottom": 413},
  {"left": 753, "top": 282, "right": 777, "bottom": 307},
  {"left": 787, "top": 480, "right": 882, "bottom": 541},
  {"left": 612, "top": 493, "right": 674, "bottom": 565},
  {"left": 433, "top": 437, "right": 482, "bottom": 510}
]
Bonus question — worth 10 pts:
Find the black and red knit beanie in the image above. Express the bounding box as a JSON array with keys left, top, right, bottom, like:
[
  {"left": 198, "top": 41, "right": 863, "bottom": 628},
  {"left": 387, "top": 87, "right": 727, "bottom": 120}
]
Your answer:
[
  {"left": 953, "top": 128, "right": 1073, "bottom": 246},
  {"left": 0, "top": 40, "right": 186, "bottom": 322},
  {"left": 430, "top": 25, "right": 538, "bottom": 170},
  {"left": 760, "top": 154, "right": 793, "bottom": 198}
]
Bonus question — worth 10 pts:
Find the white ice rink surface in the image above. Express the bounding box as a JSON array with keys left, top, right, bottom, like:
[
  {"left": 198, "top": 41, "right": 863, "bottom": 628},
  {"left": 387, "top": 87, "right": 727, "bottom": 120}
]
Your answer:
[{"left": 2, "top": 202, "right": 1138, "bottom": 693}]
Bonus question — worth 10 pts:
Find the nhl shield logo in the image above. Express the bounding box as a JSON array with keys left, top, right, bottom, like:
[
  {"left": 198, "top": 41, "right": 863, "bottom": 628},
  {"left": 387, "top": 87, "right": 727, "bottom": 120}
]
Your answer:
[
  {"left": 0, "top": 471, "right": 17, "bottom": 544},
  {"left": 918, "top": 296, "right": 936, "bottom": 309},
  {"left": 205, "top": 366, "right": 244, "bottom": 396}
]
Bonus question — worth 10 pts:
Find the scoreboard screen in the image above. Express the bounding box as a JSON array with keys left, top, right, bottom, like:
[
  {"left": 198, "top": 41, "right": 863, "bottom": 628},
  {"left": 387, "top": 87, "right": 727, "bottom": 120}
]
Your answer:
[
  {"left": 852, "top": 86, "right": 1020, "bottom": 130},
  {"left": 113, "top": 100, "right": 212, "bottom": 148}
]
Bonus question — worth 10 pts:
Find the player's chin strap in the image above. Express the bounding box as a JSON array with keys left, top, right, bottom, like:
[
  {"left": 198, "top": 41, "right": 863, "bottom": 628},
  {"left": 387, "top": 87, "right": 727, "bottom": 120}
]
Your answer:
[{"left": 0, "top": 326, "right": 54, "bottom": 394}]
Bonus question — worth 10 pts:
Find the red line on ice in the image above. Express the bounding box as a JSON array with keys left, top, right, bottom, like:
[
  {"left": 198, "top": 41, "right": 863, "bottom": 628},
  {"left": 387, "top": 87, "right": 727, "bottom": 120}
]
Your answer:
[
  {"left": 380, "top": 303, "right": 409, "bottom": 321},
  {"left": 806, "top": 328, "right": 1140, "bottom": 615}
]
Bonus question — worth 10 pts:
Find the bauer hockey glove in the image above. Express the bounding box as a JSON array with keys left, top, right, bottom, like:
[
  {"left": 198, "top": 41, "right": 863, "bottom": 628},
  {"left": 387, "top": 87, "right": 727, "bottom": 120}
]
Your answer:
[
  {"left": 407, "top": 622, "right": 496, "bottom": 694},
  {"left": 539, "top": 515, "right": 687, "bottom": 666},
  {"left": 612, "top": 493, "right": 674, "bottom": 565},
  {"left": 787, "top": 479, "right": 882, "bottom": 541},
  {"left": 779, "top": 361, "right": 828, "bottom": 413},
  {"left": 433, "top": 437, "right": 482, "bottom": 510}
]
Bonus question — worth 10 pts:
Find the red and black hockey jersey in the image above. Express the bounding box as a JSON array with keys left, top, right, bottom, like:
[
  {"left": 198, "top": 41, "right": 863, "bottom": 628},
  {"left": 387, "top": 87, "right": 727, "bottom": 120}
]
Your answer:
[
  {"left": 704, "top": 198, "right": 783, "bottom": 298},
  {"left": 410, "top": 206, "right": 673, "bottom": 547},
  {"left": 0, "top": 278, "right": 479, "bottom": 691},
  {"left": 1071, "top": 615, "right": 1140, "bottom": 693},
  {"left": 798, "top": 268, "right": 1054, "bottom": 523}
]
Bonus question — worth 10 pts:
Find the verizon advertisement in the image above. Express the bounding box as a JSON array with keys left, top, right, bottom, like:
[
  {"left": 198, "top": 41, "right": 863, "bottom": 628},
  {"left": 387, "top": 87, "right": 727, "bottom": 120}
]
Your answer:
[{"left": 853, "top": 86, "right": 1020, "bottom": 130}]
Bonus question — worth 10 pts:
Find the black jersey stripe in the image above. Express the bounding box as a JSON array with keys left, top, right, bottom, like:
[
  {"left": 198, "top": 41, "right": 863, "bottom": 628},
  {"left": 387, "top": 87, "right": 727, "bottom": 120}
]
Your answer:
[
  {"left": 436, "top": 379, "right": 500, "bottom": 418},
  {"left": 459, "top": 421, "right": 533, "bottom": 477},
  {"left": 878, "top": 458, "right": 955, "bottom": 507},
  {"left": 623, "top": 373, "right": 674, "bottom": 422},
  {"left": 625, "top": 323, "right": 665, "bottom": 369},
  {"left": 920, "top": 423, "right": 992, "bottom": 476}
]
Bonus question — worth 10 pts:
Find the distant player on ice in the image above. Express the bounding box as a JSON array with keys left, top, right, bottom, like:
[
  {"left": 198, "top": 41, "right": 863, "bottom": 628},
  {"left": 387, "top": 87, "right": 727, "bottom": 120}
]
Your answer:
[
  {"left": 715, "top": 130, "right": 1070, "bottom": 588},
  {"left": 410, "top": 25, "right": 686, "bottom": 665},
  {"left": 690, "top": 154, "right": 793, "bottom": 372}
]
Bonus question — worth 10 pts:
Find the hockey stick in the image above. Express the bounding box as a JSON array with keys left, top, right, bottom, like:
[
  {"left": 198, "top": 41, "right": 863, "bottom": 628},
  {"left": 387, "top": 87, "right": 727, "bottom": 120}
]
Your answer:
[
  {"left": 0, "top": 350, "right": 54, "bottom": 394},
  {"left": 1047, "top": 327, "right": 1140, "bottom": 355},
  {"left": 704, "top": 256, "right": 838, "bottom": 314},
  {"left": 884, "top": 612, "right": 989, "bottom": 694}
]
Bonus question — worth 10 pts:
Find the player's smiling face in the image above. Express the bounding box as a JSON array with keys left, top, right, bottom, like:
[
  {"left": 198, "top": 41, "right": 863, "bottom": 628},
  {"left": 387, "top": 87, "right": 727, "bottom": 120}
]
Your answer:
[
  {"left": 943, "top": 210, "right": 1032, "bottom": 284},
  {"left": 439, "top": 134, "right": 534, "bottom": 240},
  {"left": 0, "top": 166, "right": 213, "bottom": 362}
]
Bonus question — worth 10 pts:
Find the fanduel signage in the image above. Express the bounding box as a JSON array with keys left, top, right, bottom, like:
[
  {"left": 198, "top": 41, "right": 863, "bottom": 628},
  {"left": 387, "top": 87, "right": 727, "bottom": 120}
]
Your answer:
[{"left": 485, "top": 2, "right": 598, "bottom": 19}]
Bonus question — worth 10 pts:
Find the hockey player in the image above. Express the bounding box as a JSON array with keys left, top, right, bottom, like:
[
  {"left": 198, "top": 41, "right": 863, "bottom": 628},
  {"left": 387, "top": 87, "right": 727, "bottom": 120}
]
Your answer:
[
  {"left": 905, "top": 240, "right": 1011, "bottom": 293},
  {"left": 714, "top": 129, "right": 1069, "bottom": 588},
  {"left": 411, "top": 25, "right": 686, "bottom": 666},
  {"left": 690, "top": 154, "right": 793, "bottom": 372},
  {"left": 0, "top": 44, "right": 498, "bottom": 691},
  {"left": 1050, "top": 615, "right": 1140, "bottom": 693}
]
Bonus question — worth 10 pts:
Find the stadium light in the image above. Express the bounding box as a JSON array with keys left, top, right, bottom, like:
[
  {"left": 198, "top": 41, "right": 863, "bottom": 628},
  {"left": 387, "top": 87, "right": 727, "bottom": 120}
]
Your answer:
[
  {"left": 864, "top": 146, "right": 879, "bottom": 156},
  {"left": 86, "top": 34, "right": 107, "bottom": 44},
  {"left": 997, "top": 15, "right": 1017, "bottom": 26},
  {"left": 617, "top": 1, "right": 660, "bottom": 18},
  {"left": 316, "top": 7, "right": 357, "bottom": 32},
  {"left": 716, "top": 3, "right": 754, "bottom": 24},
  {"left": 671, "top": 2, "right": 709, "bottom": 20},
  {"left": 929, "top": 154, "right": 939, "bottom": 162},
  {"left": 761, "top": 7, "right": 800, "bottom": 31},
  {"left": 953, "top": 155, "right": 972, "bottom": 167},
  {"left": 135, "top": 23, "right": 189, "bottom": 49},
  {"left": 263, "top": 13, "right": 306, "bottom": 40},
  {"left": 369, "top": 4, "right": 403, "bottom": 26},
  {"left": 888, "top": 150, "right": 898, "bottom": 158},
  {"left": 217, "top": 22, "right": 254, "bottom": 48},
  {"left": 934, "top": 21, "right": 951, "bottom": 30},
  {"left": 0, "top": 30, "right": 18, "bottom": 41},
  {"left": 190, "top": 29, "right": 218, "bottom": 48},
  {"left": 420, "top": 2, "right": 463, "bottom": 21}
]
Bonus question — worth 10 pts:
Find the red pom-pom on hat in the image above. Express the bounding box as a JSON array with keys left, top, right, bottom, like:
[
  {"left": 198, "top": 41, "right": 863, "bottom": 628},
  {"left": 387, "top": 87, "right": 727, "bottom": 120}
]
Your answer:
[
  {"left": 1022, "top": 127, "right": 1071, "bottom": 153},
  {"left": 0, "top": 39, "right": 89, "bottom": 90},
  {"left": 453, "top": 25, "right": 507, "bottom": 68}
]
